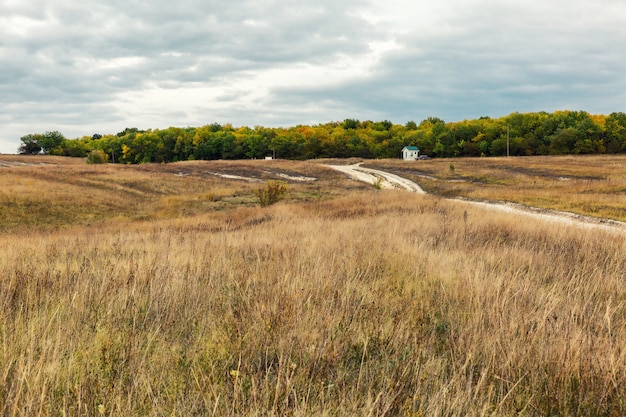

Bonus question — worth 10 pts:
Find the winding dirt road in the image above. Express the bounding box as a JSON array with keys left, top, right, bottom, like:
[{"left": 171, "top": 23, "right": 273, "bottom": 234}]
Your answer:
[
  {"left": 328, "top": 163, "right": 426, "bottom": 193},
  {"left": 327, "top": 163, "right": 626, "bottom": 234}
]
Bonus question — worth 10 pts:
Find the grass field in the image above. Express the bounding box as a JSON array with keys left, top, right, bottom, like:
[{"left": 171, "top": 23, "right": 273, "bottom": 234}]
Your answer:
[
  {"left": 366, "top": 154, "right": 626, "bottom": 222},
  {"left": 0, "top": 156, "right": 367, "bottom": 231},
  {"left": 1, "top": 155, "right": 625, "bottom": 416}
]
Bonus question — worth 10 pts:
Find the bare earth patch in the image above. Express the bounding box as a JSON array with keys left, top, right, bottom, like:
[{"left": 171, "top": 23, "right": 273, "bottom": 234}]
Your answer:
[{"left": 326, "top": 163, "right": 425, "bottom": 193}]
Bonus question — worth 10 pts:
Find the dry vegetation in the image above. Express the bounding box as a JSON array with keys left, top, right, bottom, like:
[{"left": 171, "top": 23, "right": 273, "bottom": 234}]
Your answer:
[
  {"left": 0, "top": 158, "right": 363, "bottom": 231},
  {"left": 366, "top": 154, "right": 626, "bottom": 222},
  {"left": 1, "top": 155, "right": 626, "bottom": 416}
]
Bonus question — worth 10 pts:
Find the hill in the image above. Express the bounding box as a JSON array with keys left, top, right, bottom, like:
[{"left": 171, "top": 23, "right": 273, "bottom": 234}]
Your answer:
[
  {"left": 2, "top": 154, "right": 626, "bottom": 232},
  {"left": 1, "top": 155, "right": 625, "bottom": 415}
]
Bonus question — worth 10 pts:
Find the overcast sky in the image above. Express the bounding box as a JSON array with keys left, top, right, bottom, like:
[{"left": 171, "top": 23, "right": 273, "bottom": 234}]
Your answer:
[{"left": 1, "top": 0, "right": 625, "bottom": 153}]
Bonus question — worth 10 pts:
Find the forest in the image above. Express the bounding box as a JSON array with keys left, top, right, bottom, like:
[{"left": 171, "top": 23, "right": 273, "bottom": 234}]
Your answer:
[{"left": 18, "top": 110, "right": 626, "bottom": 163}]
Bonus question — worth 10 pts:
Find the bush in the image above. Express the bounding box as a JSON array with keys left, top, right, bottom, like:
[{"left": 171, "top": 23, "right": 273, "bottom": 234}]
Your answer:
[
  {"left": 86, "top": 149, "right": 108, "bottom": 164},
  {"left": 255, "top": 180, "right": 288, "bottom": 207}
]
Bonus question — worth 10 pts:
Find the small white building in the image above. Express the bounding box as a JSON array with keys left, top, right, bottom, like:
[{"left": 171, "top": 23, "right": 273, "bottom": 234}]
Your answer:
[{"left": 402, "top": 146, "right": 420, "bottom": 160}]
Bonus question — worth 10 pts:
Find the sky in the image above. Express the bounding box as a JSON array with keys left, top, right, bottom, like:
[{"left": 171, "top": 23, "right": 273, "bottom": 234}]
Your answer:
[{"left": 1, "top": 0, "right": 626, "bottom": 154}]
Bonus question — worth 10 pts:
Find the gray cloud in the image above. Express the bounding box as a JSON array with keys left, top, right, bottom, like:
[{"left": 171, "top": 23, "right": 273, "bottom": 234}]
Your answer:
[
  {"left": 1, "top": 0, "right": 375, "bottom": 101},
  {"left": 1, "top": 0, "right": 626, "bottom": 153},
  {"left": 263, "top": 0, "right": 626, "bottom": 124}
]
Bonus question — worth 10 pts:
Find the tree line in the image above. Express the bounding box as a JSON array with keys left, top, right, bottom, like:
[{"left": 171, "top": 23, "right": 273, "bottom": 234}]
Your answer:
[{"left": 18, "top": 110, "right": 626, "bottom": 163}]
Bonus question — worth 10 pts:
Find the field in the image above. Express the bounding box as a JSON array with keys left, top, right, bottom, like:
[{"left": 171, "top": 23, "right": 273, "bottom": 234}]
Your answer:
[
  {"left": 365, "top": 154, "right": 626, "bottom": 222},
  {"left": 1, "top": 155, "right": 625, "bottom": 416}
]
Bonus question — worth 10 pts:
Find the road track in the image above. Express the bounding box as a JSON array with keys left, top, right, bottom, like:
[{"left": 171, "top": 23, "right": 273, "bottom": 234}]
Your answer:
[{"left": 327, "top": 163, "right": 626, "bottom": 234}]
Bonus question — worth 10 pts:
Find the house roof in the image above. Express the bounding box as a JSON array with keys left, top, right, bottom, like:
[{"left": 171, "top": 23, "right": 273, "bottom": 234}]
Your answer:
[{"left": 403, "top": 146, "right": 419, "bottom": 151}]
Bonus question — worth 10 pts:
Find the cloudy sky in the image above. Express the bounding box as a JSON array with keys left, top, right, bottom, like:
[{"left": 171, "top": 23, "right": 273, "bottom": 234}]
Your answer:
[{"left": 1, "top": 0, "right": 625, "bottom": 153}]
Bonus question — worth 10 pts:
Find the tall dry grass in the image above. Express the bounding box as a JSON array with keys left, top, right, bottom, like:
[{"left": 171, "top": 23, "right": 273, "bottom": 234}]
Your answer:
[
  {"left": 1, "top": 190, "right": 625, "bottom": 416},
  {"left": 0, "top": 158, "right": 352, "bottom": 231}
]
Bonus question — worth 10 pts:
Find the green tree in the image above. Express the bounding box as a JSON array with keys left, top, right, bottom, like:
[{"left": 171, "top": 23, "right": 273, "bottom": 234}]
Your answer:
[
  {"left": 154, "top": 127, "right": 185, "bottom": 162},
  {"left": 130, "top": 131, "right": 163, "bottom": 163},
  {"left": 39, "top": 131, "right": 66, "bottom": 154},
  {"left": 96, "top": 135, "right": 125, "bottom": 163},
  {"left": 86, "top": 149, "right": 108, "bottom": 164},
  {"left": 342, "top": 118, "right": 360, "bottom": 130},
  {"left": 405, "top": 120, "right": 417, "bottom": 130},
  {"left": 431, "top": 121, "right": 454, "bottom": 157},
  {"left": 193, "top": 125, "right": 219, "bottom": 160},
  {"left": 117, "top": 127, "right": 143, "bottom": 138},
  {"left": 61, "top": 137, "right": 90, "bottom": 157},
  {"left": 18, "top": 134, "right": 43, "bottom": 154},
  {"left": 219, "top": 131, "right": 238, "bottom": 159},
  {"left": 549, "top": 128, "right": 578, "bottom": 154},
  {"left": 605, "top": 112, "right": 626, "bottom": 153}
]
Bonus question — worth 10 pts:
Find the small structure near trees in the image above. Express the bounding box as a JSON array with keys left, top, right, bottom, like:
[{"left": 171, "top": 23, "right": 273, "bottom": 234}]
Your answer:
[{"left": 402, "top": 146, "right": 420, "bottom": 160}]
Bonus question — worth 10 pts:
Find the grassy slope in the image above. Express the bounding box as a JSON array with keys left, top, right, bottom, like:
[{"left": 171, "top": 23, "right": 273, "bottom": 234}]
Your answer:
[
  {"left": 365, "top": 154, "right": 626, "bottom": 222},
  {"left": 1, "top": 155, "right": 626, "bottom": 416},
  {"left": 0, "top": 158, "right": 365, "bottom": 231}
]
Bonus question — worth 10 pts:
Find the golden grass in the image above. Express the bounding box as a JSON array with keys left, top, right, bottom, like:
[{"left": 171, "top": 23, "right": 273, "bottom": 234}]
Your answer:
[
  {"left": 0, "top": 158, "right": 361, "bottom": 231},
  {"left": 2, "top": 187, "right": 626, "bottom": 415},
  {"left": 2, "top": 155, "right": 626, "bottom": 415},
  {"left": 366, "top": 154, "right": 626, "bottom": 221}
]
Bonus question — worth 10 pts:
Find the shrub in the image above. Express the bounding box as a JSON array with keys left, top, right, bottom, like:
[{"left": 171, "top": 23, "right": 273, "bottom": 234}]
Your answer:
[
  {"left": 255, "top": 180, "right": 288, "bottom": 207},
  {"left": 86, "top": 149, "right": 108, "bottom": 164}
]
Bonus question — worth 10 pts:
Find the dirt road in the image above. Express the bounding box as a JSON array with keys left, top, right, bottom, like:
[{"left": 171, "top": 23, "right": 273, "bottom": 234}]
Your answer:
[
  {"left": 327, "top": 163, "right": 425, "bottom": 193},
  {"left": 327, "top": 163, "right": 626, "bottom": 234}
]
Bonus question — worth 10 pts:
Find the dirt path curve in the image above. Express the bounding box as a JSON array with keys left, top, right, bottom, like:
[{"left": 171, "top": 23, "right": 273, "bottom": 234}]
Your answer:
[
  {"left": 327, "top": 163, "right": 426, "bottom": 193},
  {"left": 326, "top": 163, "right": 626, "bottom": 234}
]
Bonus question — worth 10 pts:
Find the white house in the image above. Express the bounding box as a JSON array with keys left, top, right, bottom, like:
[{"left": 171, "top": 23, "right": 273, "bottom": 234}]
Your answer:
[{"left": 402, "top": 146, "right": 420, "bottom": 160}]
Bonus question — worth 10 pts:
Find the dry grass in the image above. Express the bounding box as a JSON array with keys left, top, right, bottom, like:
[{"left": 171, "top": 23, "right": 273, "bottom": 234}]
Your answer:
[
  {"left": 0, "top": 158, "right": 361, "bottom": 231},
  {"left": 2, "top": 156, "right": 626, "bottom": 415},
  {"left": 366, "top": 155, "right": 626, "bottom": 221}
]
